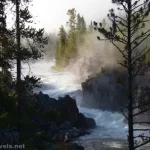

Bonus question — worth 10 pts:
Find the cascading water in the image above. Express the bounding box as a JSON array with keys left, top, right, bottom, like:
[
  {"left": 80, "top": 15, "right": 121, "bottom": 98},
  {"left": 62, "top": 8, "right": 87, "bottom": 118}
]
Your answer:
[{"left": 20, "top": 61, "right": 128, "bottom": 141}]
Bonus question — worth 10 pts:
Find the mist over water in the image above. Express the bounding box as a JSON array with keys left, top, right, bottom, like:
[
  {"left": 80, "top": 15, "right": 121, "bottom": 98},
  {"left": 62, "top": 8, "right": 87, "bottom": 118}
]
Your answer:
[{"left": 65, "top": 32, "right": 123, "bottom": 81}]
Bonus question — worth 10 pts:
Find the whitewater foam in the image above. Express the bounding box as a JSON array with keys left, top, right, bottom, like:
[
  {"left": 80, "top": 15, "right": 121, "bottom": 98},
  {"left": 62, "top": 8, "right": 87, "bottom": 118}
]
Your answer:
[{"left": 15, "top": 61, "right": 128, "bottom": 140}]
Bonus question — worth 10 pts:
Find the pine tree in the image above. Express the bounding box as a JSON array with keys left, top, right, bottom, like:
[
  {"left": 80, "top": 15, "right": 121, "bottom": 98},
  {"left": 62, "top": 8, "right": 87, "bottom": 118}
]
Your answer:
[
  {"left": 7, "top": 0, "right": 48, "bottom": 137},
  {"left": 65, "top": 8, "right": 77, "bottom": 63},
  {"left": 88, "top": 21, "right": 93, "bottom": 33},
  {"left": 94, "top": 0, "right": 150, "bottom": 149},
  {"left": 76, "top": 13, "right": 81, "bottom": 33},
  {"left": 80, "top": 16, "right": 86, "bottom": 33},
  {"left": 67, "top": 8, "right": 76, "bottom": 31},
  {"left": 0, "top": 0, "right": 13, "bottom": 91},
  {"left": 55, "top": 25, "right": 67, "bottom": 67}
]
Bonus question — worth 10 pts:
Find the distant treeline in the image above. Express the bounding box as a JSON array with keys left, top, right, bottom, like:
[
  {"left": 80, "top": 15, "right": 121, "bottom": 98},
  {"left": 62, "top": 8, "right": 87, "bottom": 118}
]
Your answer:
[{"left": 54, "top": 8, "right": 93, "bottom": 69}]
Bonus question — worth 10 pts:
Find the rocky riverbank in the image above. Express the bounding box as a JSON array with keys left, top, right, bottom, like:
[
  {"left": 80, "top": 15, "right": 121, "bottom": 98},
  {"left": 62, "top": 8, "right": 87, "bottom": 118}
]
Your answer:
[
  {"left": 0, "top": 92, "right": 96, "bottom": 150},
  {"left": 81, "top": 70, "right": 127, "bottom": 111}
]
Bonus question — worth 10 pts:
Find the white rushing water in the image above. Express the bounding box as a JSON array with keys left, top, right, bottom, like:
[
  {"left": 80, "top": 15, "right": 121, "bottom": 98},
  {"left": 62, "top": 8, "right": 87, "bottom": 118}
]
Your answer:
[{"left": 20, "top": 61, "right": 128, "bottom": 140}]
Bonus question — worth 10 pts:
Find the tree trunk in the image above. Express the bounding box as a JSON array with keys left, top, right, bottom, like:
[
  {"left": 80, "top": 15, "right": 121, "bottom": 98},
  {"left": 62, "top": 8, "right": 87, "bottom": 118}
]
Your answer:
[
  {"left": 127, "top": 1, "right": 134, "bottom": 150},
  {"left": 16, "top": 0, "right": 21, "bottom": 134}
]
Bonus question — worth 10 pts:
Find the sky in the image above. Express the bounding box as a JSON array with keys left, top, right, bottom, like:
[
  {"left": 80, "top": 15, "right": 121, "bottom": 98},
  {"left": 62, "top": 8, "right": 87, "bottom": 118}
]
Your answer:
[{"left": 31, "top": 0, "right": 114, "bottom": 32}]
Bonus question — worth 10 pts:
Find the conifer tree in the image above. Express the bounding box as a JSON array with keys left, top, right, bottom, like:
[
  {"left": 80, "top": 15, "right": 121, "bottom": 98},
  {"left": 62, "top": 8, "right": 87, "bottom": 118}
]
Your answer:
[
  {"left": 0, "top": 0, "right": 13, "bottom": 91},
  {"left": 94, "top": 0, "right": 150, "bottom": 149},
  {"left": 55, "top": 25, "right": 67, "bottom": 67},
  {"left": 65, "top": 8, "right": 77, "bottom": 62},
  {"left": 8, "top": 0, "right": 48, "bottom": 136}
]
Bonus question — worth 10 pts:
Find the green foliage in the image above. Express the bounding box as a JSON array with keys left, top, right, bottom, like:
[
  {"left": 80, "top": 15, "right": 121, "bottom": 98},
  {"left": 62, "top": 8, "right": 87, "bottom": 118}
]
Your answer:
[
  {"left": 0, "top": 70, "right": 12, "bottom": 92},
  {"left": 21, "top": 75, "right": 41, "bottom": 96},
  {"left": 55, "top": 26, "right": 68, "bottom": 67},
  {"left": 0, "top": 90, "right": 17, "bottom": 129},
  {"left": 54, "top": 8, "right": 88, "bottom": 69}
]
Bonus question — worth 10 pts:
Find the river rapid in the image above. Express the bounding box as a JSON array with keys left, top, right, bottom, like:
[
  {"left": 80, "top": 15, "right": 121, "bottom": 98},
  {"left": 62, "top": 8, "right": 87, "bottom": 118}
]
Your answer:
[{"left": 20, "top": 61, "right": 129, "bottom": 149}]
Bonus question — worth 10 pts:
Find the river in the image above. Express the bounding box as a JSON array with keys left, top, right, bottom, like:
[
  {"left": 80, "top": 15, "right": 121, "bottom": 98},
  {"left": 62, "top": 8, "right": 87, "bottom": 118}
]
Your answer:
[{"left": 21, "top": 61, "right": 130, "bottom": 149}]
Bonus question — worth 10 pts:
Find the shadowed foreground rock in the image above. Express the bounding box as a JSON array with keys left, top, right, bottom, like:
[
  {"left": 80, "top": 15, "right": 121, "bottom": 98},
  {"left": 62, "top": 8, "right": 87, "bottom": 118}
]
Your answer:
[
  {"left": 35, "top": 92, "right": 96, "bottom": 130},
  {"left": 0, "top": 92, "right": 95, "bottom": 149}
]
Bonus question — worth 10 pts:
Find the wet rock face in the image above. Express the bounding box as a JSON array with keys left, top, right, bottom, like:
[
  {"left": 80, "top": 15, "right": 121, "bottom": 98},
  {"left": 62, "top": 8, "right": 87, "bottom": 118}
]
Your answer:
[
  {"left": 57, "top": 95, "right": 79, "bottom": 124},
  {"left": 34, "top": 93, "right": 96, "bottom": 130},
  {"left": 81, "top": 70, "right": 128, "bottom": 111},
  {"left": 59, "top": 121, "right": 72, "bottom": 129},
  {"left": 75, "top": 113, "right": 96, "bottom": 129},
  {"left": 35, "top": 91, "right": 57, "bottom": 110}
]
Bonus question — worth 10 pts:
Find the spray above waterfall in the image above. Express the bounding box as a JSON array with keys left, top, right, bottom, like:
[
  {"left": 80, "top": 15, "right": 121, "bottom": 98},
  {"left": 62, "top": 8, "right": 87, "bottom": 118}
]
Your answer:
[{"left": 65, "top": 32, "right": 123, "bottom": 81}]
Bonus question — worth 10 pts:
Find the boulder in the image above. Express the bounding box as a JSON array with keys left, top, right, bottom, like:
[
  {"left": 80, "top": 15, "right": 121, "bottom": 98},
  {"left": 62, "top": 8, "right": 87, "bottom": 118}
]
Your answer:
[
  {"left": 75, "top": 113, "right": 96, "bottom": 129},
  {"left": 57, "top": 95, "right": 79, "bottom": 124},
  {"left": 75, "top": 113, "right": 88, "bottom": 129},
  {"left": 49, "top": 122, "right": 59, "bottom": 133},
  {"left": 59, "top": 121, "right": 72, "bottom": 129},
  {"left": 35, "top": 91, "right": 57, "bottom": 110},
  {"left": 86, "top": 118, "right": 96, "bottom": 128},
  {"left": 52, "top": 130, "right": 65, "bottom": 141},
  {"left": 70, "top": 127, "right": 80, "bottom": 137}
]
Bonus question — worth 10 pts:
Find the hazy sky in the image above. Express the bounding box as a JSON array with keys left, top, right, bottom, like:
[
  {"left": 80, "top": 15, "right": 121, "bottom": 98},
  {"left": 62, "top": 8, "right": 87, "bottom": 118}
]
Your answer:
[{"left": 31, "top": 0, "right": 113, "bottom": 32}]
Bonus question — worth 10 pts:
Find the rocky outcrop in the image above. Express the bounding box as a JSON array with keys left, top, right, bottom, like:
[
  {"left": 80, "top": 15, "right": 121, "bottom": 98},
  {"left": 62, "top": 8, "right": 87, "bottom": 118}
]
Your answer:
[
  {"left": 75, "top": 113, "right": 96, "bottom": 129},
  {"left": 82, "top": 70, "right": 127, "bottom": 111},
  {"left": 0, "top": 92, "right": 89, "bottom": 150},
  {"left": 34, "top": 92, "right": 96, "bottom": 130},
  {"left": 28, "top": 92, "right": 96, "bottom": 144},
  {"left": 35, "top": 91, "right": 57, "bottom": 110},
  {"left": 57, "top": 95, "right": 79, "bottom": 124},
  {"left": 81, "top": 68, "right": 150, "bottom": 114}
]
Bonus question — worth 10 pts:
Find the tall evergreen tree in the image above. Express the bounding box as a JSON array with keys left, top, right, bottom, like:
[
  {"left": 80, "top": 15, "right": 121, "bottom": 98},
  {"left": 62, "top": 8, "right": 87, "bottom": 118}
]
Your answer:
[
  {"left": 76, "top": 13, "right": 81, "bottom": 33},
  {"left": 80, "top": 16, "right": 86, "bottom": 33},
  {"left": 55, "top": 9, "right": 87, "bottom": 68},
  {"left": 94, "top": 0, "right": 150, "bottom": 149},
  {"left": 0, "top": 0, "right": 13, "bottom": 91},
  {"left": 66, "top": 8, "right": 77, "bottom": 62},
  {"left": 67, "top": 8, "right": 76, "bottom": 32},
  {"left": 55, "top": 25, "right": 67, "bottom": 67},
  {"left": 7, "top": 0, "right": 48, "bottom": 137},
  {"left": 88, "top": 21, "right": 93, "bottom": 32}
]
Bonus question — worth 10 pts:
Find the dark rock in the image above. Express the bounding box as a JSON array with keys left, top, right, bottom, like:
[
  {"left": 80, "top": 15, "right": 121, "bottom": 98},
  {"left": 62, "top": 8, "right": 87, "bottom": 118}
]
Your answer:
[
  {"left": 75, "top": 113, "right": 96, "bottom": 129},
  {"left": 69, "top": 143, "right": 84, "bottom": 150},
  {"left": 0, "top": 129, "right": 19, "bottom": 144},
  {"left": 35, "top": 91, "right": 57, "bottom": 110},
  {"left": 57, "top": 95, "right": 79, "bottom": 124},
  {"left": 81, "top": 70, "right": 128, "bottom": 111},
  {"left": 70, "top": 127, "right": 80, "bottom": 137},
  {"left": 59, "top": 121, "right": 72, "bottom": 129},
  {"left": 35, "top": 131, "right": 44, "bottom": 135},
  {"left": 75, "top": 113, "right": 88, "bottom": 129},
  {"left": 40, "top": 141, "right": 52, "bottom": 150},
  {"left": 49, "top": 122, "right": 59, "bottom": 133},
  {"left": 86, "top": 118, "right": 96, "bottom": 128},
  {"left": 52, "top": 133, "right": 58, "bottom": 141},
  {"left": 52, "top": 130, "right": 65, "bottom": 141},
  {"left": 51, "top": 143, "right": 84, "bottom": 150}
]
